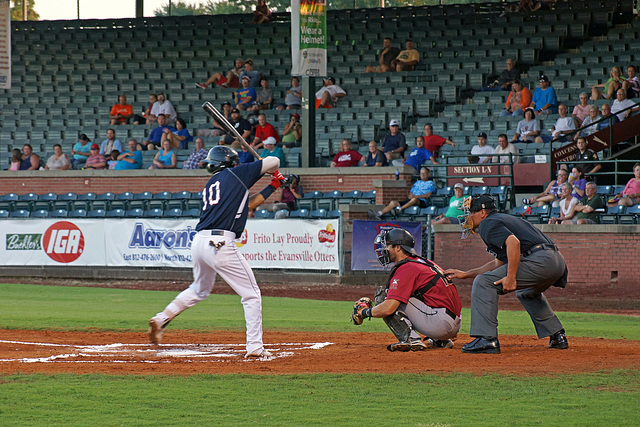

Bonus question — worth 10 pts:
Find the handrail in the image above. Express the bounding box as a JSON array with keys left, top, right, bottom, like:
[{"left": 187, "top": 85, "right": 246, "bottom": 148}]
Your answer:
[{"left": 557, "top": 158, "right": 638, "bottom": 187}]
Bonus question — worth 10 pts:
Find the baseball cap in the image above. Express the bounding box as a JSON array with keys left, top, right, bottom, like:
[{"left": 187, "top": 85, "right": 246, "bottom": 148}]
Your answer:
[
  {"left": 389, "top": 119, "right": 400, "bottom": 127},
  {"left": 478, "top": 132, "right": 487, "bottom": 139},
  {"left": 90, "top": 143, "right": 100, "bottom": 150},
  {"left": 291, "top": 113, "right": 300, "bottom": 120},
  {"left": 454, "top": 183, "right": 464, "bottom": 190},
  {"left": 79, "top": 133, "right": 91, "bottom": 142},
  {"left": 221, "top": 101, "right": 231, "bottom": 108},
  {"left": 241, "top": 75, "right": 250, "bottom": 81},
  {"left": 539, "top": 75, "right": 549, "bottom": 82},
  {"left": 469, "top": 194, "right": 496, "bottom": 212},
  {"left": 231, "top": 108, "right": 240, "bottom": 114},
  {"left": 263, "top": 137, "right": 277, "bottom": 145},
  {"left": 324, "top": 77, "right": 336, "bottom": 84}
]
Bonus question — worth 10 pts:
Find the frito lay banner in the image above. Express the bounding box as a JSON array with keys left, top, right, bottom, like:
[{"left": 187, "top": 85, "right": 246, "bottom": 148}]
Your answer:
[{"left": 0, "top": 219, "right": 339, "bottom": 270}]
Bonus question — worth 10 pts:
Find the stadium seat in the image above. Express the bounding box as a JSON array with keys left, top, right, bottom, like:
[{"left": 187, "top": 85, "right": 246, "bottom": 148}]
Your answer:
[
  {"left": 55, "top": 192, "right": 78, "bottom": 210},
  {"left": 30, "top": 209, "right": 49, "bottom": 218},
  {"left": 9, "top": 209, "right": 30, "bottom": 218},
  {"left": 49, "top": 209, "right": 68, "bottom": 218},
  {"left": 94, "top": 192, "right": 115, "bottom": 211},
  {"left": 317, "top": 191, "right": 342, "bottom": 211},
  {"left": 309, "top": 209, "right": 327, "bottom": 219},
  {"left": 524, "top": 205, "right": 550, "bottom": 224},
  {"left": 326, "top": 209, "right": 341, "bottom": 219},
  {"left": 618, "top": 205, "right": 640, "bottom": 224},
  {"left": 254, "top": 209, "right": 273, "bottom": 219},
  {"left": 132, "top": 192, "right": 153, "bottom": 210},
  {"left": 181, "top": 208, "right": 201, "bottom": 218},
  {"left": 0, "top": 209, "right": 9, "bottom": 219},
  {"left": 76, "top": 193, "right": 97, "bottom": 211},
  {"left": 150, "top": 192, "right": 172, "bottom": 210},
  {"left": 296, "top": 191, "right": 322, "bottom": 211},
  {"left": 163, "top": 208, "right": 182, "bottom": 218},
  {"left": 125, "top": 208, "right": 144, "bottom": 218},
  {"left": 289, "top": 209, "right": 310, "bottom": 219},
  {"left": 144, "top": 208, "right": 163, "bottom": 218},
  {"left": 16, "top": 193, "right": 40, "bottom": 211},
  {"left": 105, "top": 209, "right": 125, "bottom": 218},
  {"left": 68, "top": 209, "right": 87, "bottom": 218},
  {"left": 599, "top": 206, "right": 625, "bottom": 225},
  {"left": 87, "top": 209, "right": 107, "bottom": 218}
]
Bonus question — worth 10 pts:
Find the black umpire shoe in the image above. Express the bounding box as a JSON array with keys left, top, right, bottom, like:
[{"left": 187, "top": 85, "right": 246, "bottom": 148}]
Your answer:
[
  {"left": 549, "top": 331, "right": 569, "bottom": 349},
  {"left": 461, "top": 337, "right": 501, "bottom": 354}
]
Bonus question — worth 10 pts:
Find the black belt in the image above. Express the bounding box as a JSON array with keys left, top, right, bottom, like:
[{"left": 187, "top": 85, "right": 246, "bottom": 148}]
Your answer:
[
  {"left": 207, "top": 230, "right": 226, "bottom": 236},
  {"left": 445, "top": 308, "right": 457, "bottom": 320},
  {"left": 523, "top": 243, "right": 557, "bottom": 257}
]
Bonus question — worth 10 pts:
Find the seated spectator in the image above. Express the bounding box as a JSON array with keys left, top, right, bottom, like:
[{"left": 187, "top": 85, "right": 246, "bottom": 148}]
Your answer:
[
  {"left": 252, "top": 113, "right": 279, "bottom": 150},
  {"left": 19, "top": 144, "right": 40, "bottom": 171},
  {"left": 403, "top": 136, "right": 437, "bottom": 171},
  {"left": 512, "top": 108, "right": 540, "bottom": 143},
  {"left": 390, "top": 39, "right": 419, "bottom": 72},
  {"left": 568, "top": 166, "right": 587, "bottom": 200},
  {"left": 368, "top": 167, "right": 435, "bottom": 219},
  {"left": 220, "top": 108, "right": 252, "bottom": 148},
  {"left": 431, "top": 182, "right": 465, "bottom": 225},
  {"left": 315, "top": 77, "right": 346, "bottom": 109},
  {"left": 239, "top": 59, "right": 262, "bottom": 88},
  {"left": 195, "top": 58, "right": 244, "bottom": 89},
  {"left": 562, "top": 182, "right": 603, "bottom": 224},
  {"left": 571, "top": 92, "right": 591, "bottom": 128},
  {"left": 182, "top": 137, "right": 208, "bottom": 170},
  {"left": 133, "top": 93, "right": 157, "bottom": 125},
  {"left": 365, "top": 37, "right": 401, "bottom": 73},
  {"left": 492, "top": 134, "right": 520, "bottom": 164},
  {"left": 499, "top": 79, "right": 532, "bottom": 117},
  {"left": 109, "top": 94, "right": 133, "bottom": 125},
  {"left": 100, "top": 128, "right": 123, "bottom": 156},
  {"left": 114, "top": 139, "right": 143, "bottom": 170},
  {"left": 9, "top": 148, "right": 21, "bottom": 171},
  {"left": 596, "top": 104, "right": 620, "bottom": 131},
  {"left": 84, "top": 144, "right": 107, "bottom": 170},
  {"left": 162, "top": 118, "right": 192, "bottom": 150},
  {"left": 531, "top": 75, "right": 558, "bottom": 115},
  {"left": 483, "top": 58, "right": 521, "bottom": 92},
  {"left": 517, "top": 0, "right": 553, "bottom": 12},
  {"left": 280, "top": 174, "right": 303, "bottom": 210},
  {"left": 576, "top": 105, "right": 601, "bottom": 140},
  {"left": 253, "top": 0, "right": 271, "bottom": 24},
  {"left": 611, "top": 88, "right": 640, "bottom": 121},
  {"left": 609, "top": 163, "right": 640, "bottom": 207},
  {"left": 535, "top": 104, "right": 576, "bottom": 143},
  {"left": 363, "top": 141, "right": 388, "bottom": 167},
  {"left": 276, "top": 76, "right": 302, "bottom": 110},
  {"left": 141, "top": 114, "right": 176, "bottom": 151},
  {"left": 149, "top": 92, "right": 177, "bottom": 124},
  {"left": 330, "top": 139, "right": 362, "bottom": 167},
  {"left": 197, "top": 102, "right": 231, "bottom": 137},
  {"left": 107, "top": 150, "right": 120, "bottom": 170},
  {"left": 471, "top": 132, "right": 494, "bottom": 163},
  {"left": 70, "top": 133, "right": 92, "bottom": 169},
  {"left": 548, "top": 183, "right": 578, "bottom": 224},
  {"left": 260, "top": 137, "right": 285, "bottom": 166},
  {"left": 234, "top": 75, "right": 257, "bottom": 110},
  {"left": 250, "top": 78, "right": 273, "bottom": 111},
  {"left": 573, "top": 136, "right": 601, "bottom": 178},
  {"left": 282, "top": 113, "right": 302, "bottom": 148},
  {"left": 45, "top": 144, "right": 71, "bottom": 170},
  {"left": 382, "top": 119, "right": 407, "bottom": 163},
  {"left": 238, "top": 145, "right": 255, "bottom": 164},
  {"left": 623, "top": 65, "right": 640, "bottom": 99},
  {"left": 422, "top": 123, "right": 456, "bottom": 157},
  {"left": 591, "top": 66, "right": 626, "bottom": 100},
  {"left": 149, "top": 139, "right": 177, "bottom": 169},
  {"left": 523, "top": 168, "right": 569, "bottom": 207}
]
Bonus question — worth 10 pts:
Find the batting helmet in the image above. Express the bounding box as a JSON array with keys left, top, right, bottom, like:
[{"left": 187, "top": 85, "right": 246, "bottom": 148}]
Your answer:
[
  {"left": 205, "top": 146, "right": 239, "bottom": 174},
  {"left": 374, "top": 228, "right": 417, "bottom": 266}
]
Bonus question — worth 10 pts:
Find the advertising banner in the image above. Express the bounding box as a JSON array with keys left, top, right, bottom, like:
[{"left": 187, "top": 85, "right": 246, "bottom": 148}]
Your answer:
[
  {"left": 291, "top": 0, "right": 327, "bottom": 77},
  {"left": 0, "top": 0, "right": 10, "bottom": 89},
  {"left": 350, "top": 220, "right": 423, "bottom": 271}
]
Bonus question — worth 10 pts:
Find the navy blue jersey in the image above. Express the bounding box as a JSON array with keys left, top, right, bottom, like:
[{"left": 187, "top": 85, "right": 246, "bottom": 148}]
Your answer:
[{"left": 196, "top": 160, "right": 263, "bottom": 237}]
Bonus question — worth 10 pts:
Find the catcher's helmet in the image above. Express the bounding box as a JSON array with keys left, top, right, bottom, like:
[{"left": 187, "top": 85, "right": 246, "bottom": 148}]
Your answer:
[
  {"left": 458, "top": 194, "right": 497, "bottom": 240},
  {"left": 205, "top": 146, "right": 239, "bottom": 174},
  {"left": 374, "top": 228, "right": 417, "bottom": 266}
]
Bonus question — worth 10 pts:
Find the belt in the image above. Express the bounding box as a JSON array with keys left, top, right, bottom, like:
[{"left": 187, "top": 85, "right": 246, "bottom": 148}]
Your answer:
[
  {"left": 523, "top": 243, "right": 557, "bottom": 257},
  {"left": 445, "top": 308, "right": 457, "bottom": 320},
  {"left": 207, "top": 230, "right": 226, "bottom": 236}
]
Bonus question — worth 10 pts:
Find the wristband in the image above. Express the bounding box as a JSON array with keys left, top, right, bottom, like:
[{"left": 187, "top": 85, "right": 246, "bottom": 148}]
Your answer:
[
  {"left": 361, "top": 308, "right": 372, "bottom": 319},
  {"left": 259, "top": 185, "right": 276, "bottom": 200}
]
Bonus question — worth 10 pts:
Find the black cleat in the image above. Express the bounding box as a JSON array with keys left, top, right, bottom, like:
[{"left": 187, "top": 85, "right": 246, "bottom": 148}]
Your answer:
[
  {"left": 549, "top": 331, "right": 569, "bottom": 349},
  {"left": 461, "top": 337, "right": 501, "bottom": 354}
]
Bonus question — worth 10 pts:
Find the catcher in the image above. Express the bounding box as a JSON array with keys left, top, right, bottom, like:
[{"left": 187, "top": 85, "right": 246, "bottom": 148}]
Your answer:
[{"left": 351, "top": 228, "right": 462, "bottom": 351}]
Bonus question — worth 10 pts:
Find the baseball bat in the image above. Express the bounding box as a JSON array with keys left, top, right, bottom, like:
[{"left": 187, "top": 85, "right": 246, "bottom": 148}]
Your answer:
[{"left": 202, "top": 102, "right": 262, "bottom": 160}]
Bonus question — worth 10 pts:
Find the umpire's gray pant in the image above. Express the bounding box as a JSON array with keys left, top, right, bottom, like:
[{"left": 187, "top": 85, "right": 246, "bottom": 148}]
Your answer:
[{"left": 469, "top": 249, "right": 565, "bottom": 339}]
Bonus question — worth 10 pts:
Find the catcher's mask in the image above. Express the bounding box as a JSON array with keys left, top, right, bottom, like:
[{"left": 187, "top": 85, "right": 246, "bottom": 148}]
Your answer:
[
  {"left": 458, "top": 194, "right": 496, "bottom": 239},
  {"left": 374, "top": 228, "right": 417, "bottom": 266},
  {"left": 205, "top": 146, "right": 239, "bottom": 174}
]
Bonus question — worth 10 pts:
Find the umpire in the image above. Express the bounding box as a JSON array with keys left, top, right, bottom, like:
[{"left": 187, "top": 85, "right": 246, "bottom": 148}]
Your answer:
[{"left": 444, "top": 194, "right": 568, "bottom": 354}]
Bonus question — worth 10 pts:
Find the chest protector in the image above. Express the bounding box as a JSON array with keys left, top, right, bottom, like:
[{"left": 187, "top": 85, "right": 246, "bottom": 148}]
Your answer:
[{"left": 386, "top": 256, "right": 454, "bottom": 302}]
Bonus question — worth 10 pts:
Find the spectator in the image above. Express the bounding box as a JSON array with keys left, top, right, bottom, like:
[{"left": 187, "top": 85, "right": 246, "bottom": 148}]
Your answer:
[
  {"left": 403, "top": 136, "right": 438, "bottom": 171},
  {"left": 573, "top": 136, "right": 601, "bottom": 178},
  {"left": 45, "top": 144, "right": 71, "bottom": 170},
  {"left": 523, "top": 168, "right": 569, "bottom": 207},
  {"left": 611, "top": 88, "right": 639, "bottom": 121},
  {"left": 365, "top": 37, "right": 401, "bottom": 73},
  {"left": 253, "top": 0, "right": 271, "bottom": 24},
  {"left": 576, "top": 105, "right": 601, "bottom": 140},
  {"left": 595, "top": 103, "right": 620, "bottom": 131},
  {"left": 195, "top": 58, "right": 244, "bottom": 89},
  {"left": 609, "top": 163, "right": 640, "bottom": 207},
  {"left": 276, "top": 76, "right": 302, "bottom": 110},
  {"left": 591, "top": 66, "right": 626, "bottom": 100},
  {"left": 515, "top": 0, "right": 553, "bottom": 12},
  {"left": 182, "top": 137, "right": 208, "bottom": 170},
  {"left": 141, "top": 114, "right": 176, "bottom": 151},
  {"left": 280, "top": 174, "right": 303, "bottom": 210},
  {"left": 548, "top": 183, "right": 578, "bottom": 224},
  {"left": 109, "top": 94, "right": 133, "bottom": 125},
  {"left": 562, "top": 182, "right": 603, "bottom": 224},
  {"left": 84, "top": 144, "right": 107, "bottom": 170},
  {"left": 260, "top": 137, "right": 285, "bottom": 166},
  {"left": 149, "top": 92, "right": 177, "bottom": 124},
  {"left": 234, "top": 75, "right": 257, "bottom": 110},
  {"left": 162, "top": 118, "right": 192, "bottom": 150},
  {"left": 252, "top": 113, "right": 279, "bottom": 150},
  {"left": 363, "top": 140, "right": 388, "bottom": 167},
  {"left": 390, "top": 39, "right": 419, "bottom": 72},
  {"left": 431, "top": 182, "right": 465, "bottom": 225},
  {"left": 197, "top": 102, "right": 231, "bottom": 137},
  {"left": 535, "top": 104, "right": 576, "bottom": 143},
  {"left": 239, "top": 59, "right": 262, "bottom": 88},
  {"left": 330, "top": 139, "right": 362, "bottom": 167},
  {"left": 133, "top": 93, "right": 157, "bottom": 125},
  {"left": 623, "top": 65, "right": 640, "bottom": 99},
  {"left": 70, "top": 133, "right": 92, "bottom": 169},
  {"left": 238, "top": 145, "right": 255, "bottom": 164},
  {"left": 471, "top": 132, "right": 494, "bottom": 163},
  {"left": 568, "top": 166, "right": 587, "bottom": 200},
  {"left": 492, "top": 133, "right": 520, "bottom": 164},
  {"left": 99, "top": 128, "right": 123, "bottom": 156},
  {"left": 382, "top": 119, "right": 407, "bottom": 163},
  {"left": 9, "top": 148, "right": 21, "bottom": 171},
  {"left": 114, "top": 139, "right": 143, "bottom": 170},
  {"left": 281, "top": 113, "right": 302, "bottom": 148},
  {"left": 220, "top": 108, "right": 252, "bottom": 148},
  {"left": 368, "top": 167, "right": 435, "bottom": 219},
  {"left": 483, "top": 58, "right": 521, "bottom": 92},
  {"left": 107, "top": 150, "right": 120, "bottom": 170},
  {"left": 422, "top": 123, "right": 456, "bottom": 157},
  {"left": 149, "top": 139, "right": 177, "bottom": 169},
  {"left": 499, "top": 79, "right": 532, "bottom": 117},
  {"left": 512, "top": 108, "right": 540, "bottom": 143},
  {"left": 250, "top": 78, "right": 273, "bottom": 111},
  {"left": 19, "top": 144, "right": 40, "bottom": 171},
  {"left": 531, "top": 75, "right": 558, "bottom": 115},
  {"left": 571, "top": 92, "right": 591, "bottom": 127},
  {"left": 315, "top": 77, "right": 346, "bottom": 109}
]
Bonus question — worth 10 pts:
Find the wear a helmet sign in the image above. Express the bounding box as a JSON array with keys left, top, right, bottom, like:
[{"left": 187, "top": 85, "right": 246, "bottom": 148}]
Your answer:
[{"left": 42, "top": 221, "right": 85, "bottom": 263}]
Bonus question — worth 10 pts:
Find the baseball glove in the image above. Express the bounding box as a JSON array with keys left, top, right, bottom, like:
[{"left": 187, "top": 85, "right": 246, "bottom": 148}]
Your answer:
[{"left": 350, "top": 297, "right": 373, "bottom": 325}]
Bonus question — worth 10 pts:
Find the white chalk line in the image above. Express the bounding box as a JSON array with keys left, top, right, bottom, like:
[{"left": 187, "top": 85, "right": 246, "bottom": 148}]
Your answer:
[{"left": 0, "top": 340, "right": 333, "bottom": 363}]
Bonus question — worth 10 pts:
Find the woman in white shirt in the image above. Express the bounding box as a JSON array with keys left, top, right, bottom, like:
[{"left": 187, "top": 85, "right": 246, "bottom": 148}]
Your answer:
[{"left": 548, "top": 183, "right": 578, "bottom": 224}]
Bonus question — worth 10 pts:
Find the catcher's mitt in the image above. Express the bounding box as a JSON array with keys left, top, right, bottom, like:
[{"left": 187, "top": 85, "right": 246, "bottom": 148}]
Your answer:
[{"left": 350, "top": 297, "right": 373, "bottom": 325}]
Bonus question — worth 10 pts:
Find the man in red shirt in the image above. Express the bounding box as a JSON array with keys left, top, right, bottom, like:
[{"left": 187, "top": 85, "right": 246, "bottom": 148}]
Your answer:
[
  {"left": 109, "top": 94, "right": 134, "bottom": 125},
  {"left": 252, "top": 113, "right": 280, "bottom": 150},
  {"left": 354, "top": 228, "right": 462, "bottom": 351},
  {"left": 423, "top": 123, "right": 456, "bottom": 157},
  {"left": 330, "top": 139, "right": 362, "bottom": 167}
]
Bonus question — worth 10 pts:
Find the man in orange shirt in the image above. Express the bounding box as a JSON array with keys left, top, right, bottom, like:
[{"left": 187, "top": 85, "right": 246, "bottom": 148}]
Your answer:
[{"left": 109, "top": 94, "right": 134, "bottom": 125}]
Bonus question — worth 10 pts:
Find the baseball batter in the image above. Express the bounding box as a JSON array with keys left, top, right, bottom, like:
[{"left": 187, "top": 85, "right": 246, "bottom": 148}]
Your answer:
[
  {"left": 351, "top": 228, "right": 462, "bottom": 351},
  {"left": 445, "top": 194, "right": 569, "bottom": 354},
  {"left": 148, "top": 146, "right": 280, "bottom": 358}
]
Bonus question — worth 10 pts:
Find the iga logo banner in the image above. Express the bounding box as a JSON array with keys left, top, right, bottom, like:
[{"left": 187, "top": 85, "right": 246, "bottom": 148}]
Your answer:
[{"left": 42, "top": 221, "right": 85, "bottom": 263}]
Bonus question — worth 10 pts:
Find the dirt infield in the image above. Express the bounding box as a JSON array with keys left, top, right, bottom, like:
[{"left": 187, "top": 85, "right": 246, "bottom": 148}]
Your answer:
[{"left": 1, "top": 329, "right": 638, "bottom": 376}]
